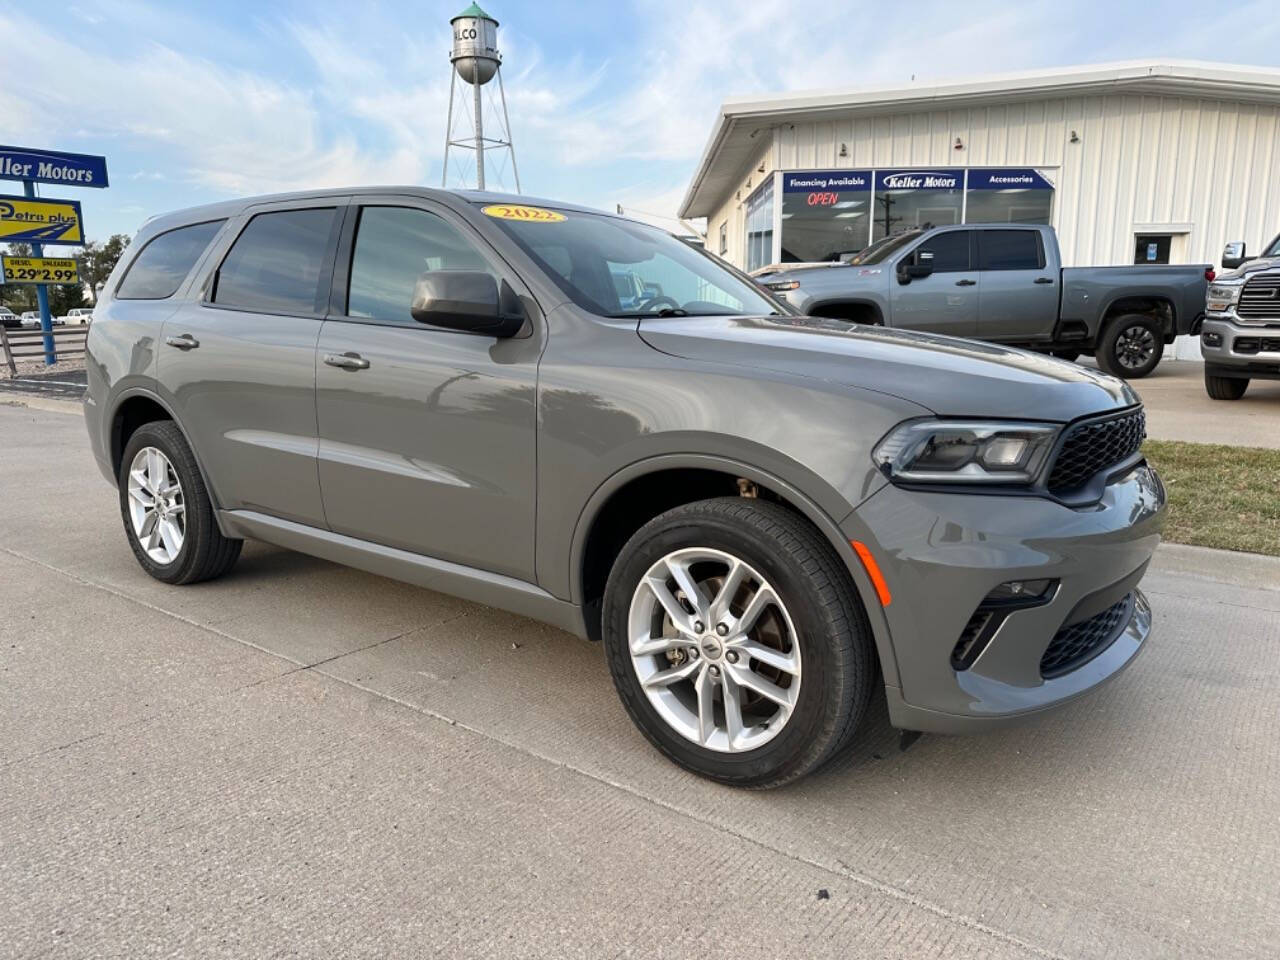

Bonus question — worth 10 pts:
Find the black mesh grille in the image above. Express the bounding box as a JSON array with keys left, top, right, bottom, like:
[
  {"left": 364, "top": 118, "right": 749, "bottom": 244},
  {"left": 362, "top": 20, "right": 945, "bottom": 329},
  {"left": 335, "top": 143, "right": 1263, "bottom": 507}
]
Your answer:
[
  {"left": 1040, "top": 594, "right": 1132, "bottom": 678},
  {"left": 1046, "top": 408, "right": 1146, "bottom": 495}
]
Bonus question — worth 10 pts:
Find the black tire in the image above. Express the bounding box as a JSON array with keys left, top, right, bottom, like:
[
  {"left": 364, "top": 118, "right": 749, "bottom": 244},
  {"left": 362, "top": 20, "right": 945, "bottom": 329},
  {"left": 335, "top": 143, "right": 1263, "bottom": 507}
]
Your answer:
[
  {"left": 118, "top": 420, "right": 242, "bottom": 585},
  {"left": 1205, "top": 373, "right": 1249, "bottom": 400},
  {"left": 1096, "top": 313, "right": 1164, "bottom": 379},
  {"left": 1051, "top": 349, "right": 1081, "bottom": 362},
  {"left": 602, "top": 497, "right": 875, "bottom": 788}
]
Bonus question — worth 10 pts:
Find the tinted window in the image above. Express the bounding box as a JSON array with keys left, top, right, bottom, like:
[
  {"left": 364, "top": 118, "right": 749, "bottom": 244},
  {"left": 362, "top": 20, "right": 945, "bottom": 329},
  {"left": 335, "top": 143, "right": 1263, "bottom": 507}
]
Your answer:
[
  {"left": 912, "top": 231, "right": 970, "bottom": 272},
  {"left": 213, "top": 208, "right": 337, "bottom": 315},
  {"left": 979, "top": 230, "right": 1043, "bottom": 271},
  {"left": 116, "top": 220, "right": 224, "bottom": 299},
  {"left": 347, "top": 207, "right": 493, "bottom": 324}
]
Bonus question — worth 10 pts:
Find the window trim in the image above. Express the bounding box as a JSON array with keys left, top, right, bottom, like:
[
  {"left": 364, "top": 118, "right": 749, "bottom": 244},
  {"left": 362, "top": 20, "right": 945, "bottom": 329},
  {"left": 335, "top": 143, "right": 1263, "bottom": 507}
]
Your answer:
[
  {"left": 200, "top": 200, "right": 347, "bottom": 320},
  {"left": 976, "top": 228, "right": 1046, "bottom": 272},
  {"left": 113, "top": 219, "right": 227, "bottom": 301}
]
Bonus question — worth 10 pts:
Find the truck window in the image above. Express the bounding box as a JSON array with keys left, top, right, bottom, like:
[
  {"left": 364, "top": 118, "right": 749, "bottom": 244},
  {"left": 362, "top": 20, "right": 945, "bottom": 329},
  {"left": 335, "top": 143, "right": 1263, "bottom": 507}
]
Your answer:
[
  {"left": 116, "top": 220, "right": 225, "bottom": 300},
  {"left": 978, "top": 230, "right": 1044, "bottom": 271},
  {"left": 212, "top": 208, "right": 337, "bottom": 316},
  {"left": 911, "top": 231, "right": 971, "bottom": 272}
]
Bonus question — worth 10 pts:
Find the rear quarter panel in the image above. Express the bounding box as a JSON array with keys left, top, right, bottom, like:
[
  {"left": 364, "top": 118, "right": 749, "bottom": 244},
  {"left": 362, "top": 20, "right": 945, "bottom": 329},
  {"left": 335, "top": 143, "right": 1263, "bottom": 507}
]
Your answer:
[{"left": 1060, "top": 265, "right": 1209, "bottom": 336}]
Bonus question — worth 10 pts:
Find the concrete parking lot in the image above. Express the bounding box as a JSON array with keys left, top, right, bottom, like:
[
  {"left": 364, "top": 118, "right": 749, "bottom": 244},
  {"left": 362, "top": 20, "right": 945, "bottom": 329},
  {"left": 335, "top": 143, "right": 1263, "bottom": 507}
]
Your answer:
[{"left": 2, "top": 402, "right": 1278, "bottom": 959}]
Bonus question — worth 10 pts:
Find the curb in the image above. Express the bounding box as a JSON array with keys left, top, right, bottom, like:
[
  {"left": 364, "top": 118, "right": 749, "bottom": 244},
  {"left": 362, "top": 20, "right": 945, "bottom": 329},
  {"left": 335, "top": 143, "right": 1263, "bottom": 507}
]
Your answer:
[
  {"left": 1151, "top": 541, "right": 1280, "bottom": 589},
  {"left": 0, "top": 394, "right": 84, "bottom": 417}
]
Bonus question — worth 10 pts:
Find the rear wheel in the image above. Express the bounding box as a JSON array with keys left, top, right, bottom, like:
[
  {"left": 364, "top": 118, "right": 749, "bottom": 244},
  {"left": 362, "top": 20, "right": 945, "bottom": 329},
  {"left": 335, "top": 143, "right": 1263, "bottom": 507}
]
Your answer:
[
  {"left": 119, "top": 421, "right": 242, "bottom": 584},
  {"left": 1205, "top": 373, "right": 1249, "bottom": 400},
  {"left": 602, "top": 497, "right": 875, "bottom": 788},
  {"left": 1097, "top": 313, "right": 1164, "bottom": 379}
]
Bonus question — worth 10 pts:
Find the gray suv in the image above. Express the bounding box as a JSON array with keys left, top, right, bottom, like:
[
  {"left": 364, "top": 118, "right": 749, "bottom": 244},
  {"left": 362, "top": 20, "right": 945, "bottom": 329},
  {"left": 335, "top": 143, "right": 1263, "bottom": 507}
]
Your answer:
[{"left": 86, "top": 188, "right": 1166, "bottom": 786}]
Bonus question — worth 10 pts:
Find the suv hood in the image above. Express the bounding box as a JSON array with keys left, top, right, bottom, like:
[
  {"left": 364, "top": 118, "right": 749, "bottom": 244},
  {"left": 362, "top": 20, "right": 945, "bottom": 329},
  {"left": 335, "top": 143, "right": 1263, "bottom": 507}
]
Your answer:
[{"left": 639, "top": 315, "right": 1138, "bottom": 422}]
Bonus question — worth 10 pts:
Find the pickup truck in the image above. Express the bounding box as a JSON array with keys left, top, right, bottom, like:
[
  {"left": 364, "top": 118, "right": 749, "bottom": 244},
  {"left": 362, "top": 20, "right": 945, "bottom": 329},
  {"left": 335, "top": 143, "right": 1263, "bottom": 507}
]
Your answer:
[
  {"left": 1200, "top": 231, "right": 1280, "bottom": 399},
  {"left": 755, "top": 223, "right": 1210, "bottom": 379}
]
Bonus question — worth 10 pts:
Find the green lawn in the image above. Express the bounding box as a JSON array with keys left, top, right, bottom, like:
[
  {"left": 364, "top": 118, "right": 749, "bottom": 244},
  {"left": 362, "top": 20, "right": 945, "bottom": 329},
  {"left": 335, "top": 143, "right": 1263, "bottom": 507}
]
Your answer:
[{"left": 1144, "top": 439, "right": 1280, "bottom": 557}]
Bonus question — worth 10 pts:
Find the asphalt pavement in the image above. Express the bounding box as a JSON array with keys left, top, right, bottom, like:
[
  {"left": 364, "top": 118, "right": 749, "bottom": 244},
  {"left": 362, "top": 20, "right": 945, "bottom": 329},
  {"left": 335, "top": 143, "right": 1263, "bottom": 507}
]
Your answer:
[{"left": 2, "top": 403, "right": 1278, "bottom": 959}]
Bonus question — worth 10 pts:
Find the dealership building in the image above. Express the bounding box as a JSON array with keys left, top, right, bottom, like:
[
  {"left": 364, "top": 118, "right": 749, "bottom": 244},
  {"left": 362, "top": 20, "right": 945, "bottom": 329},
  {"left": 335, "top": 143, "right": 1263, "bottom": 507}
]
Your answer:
[{"left": 680, "top": 61, "right": 1280, "bottom": 299}]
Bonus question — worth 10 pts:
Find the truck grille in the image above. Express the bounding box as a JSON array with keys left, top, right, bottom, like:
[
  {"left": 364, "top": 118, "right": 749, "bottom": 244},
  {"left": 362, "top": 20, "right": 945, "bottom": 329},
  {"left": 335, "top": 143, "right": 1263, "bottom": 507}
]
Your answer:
[
  {"left": 1232, "top": 337, "right": 1280, "bottom": 354},
  {"left": 1236, "top": 275, "right": 1280, "bottom": 320},
  {"left": 1046, "top": 408, "right": 1146, "bottom": 495},
  {"left": 1040, "top": 594, "right": 1132, "bottom": 678}
]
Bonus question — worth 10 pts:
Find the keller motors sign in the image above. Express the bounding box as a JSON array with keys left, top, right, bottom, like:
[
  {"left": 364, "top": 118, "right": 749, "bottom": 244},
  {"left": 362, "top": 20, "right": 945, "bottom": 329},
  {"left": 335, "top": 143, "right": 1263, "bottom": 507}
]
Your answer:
[{"left": 0, "top": 145, "right": 109, "bottom": 188}]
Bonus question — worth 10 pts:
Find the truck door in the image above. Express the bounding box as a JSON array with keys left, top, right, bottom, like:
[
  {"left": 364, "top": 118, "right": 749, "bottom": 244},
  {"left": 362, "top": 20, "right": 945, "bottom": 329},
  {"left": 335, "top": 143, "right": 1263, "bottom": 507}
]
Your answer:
[
  {"left": 975, "top": 229, "right": 1058, "bottom": 342},
  {"left": 888, "top": 229, "right": 977, "bottom": 337}
]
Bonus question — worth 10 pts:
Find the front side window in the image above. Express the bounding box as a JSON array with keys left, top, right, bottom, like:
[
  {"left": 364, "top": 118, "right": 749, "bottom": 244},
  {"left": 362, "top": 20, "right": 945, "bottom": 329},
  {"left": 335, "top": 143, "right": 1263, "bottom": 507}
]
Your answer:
[
  {"left": 484, "top": 206, "right": 780, "bottom": 318},
  {"left": 978, "top": 230, "right": 1044, "bottom": 271},
  {"left": 212, "top": 208, "right": 337, "bottom": 315},
  {"left": 347, "top": 206, "right": 494, "bottom": 324},
  {"left": 116, "top": 220, "right": 224, "bottom": 300},
  {"left": 911, "top": 231, "right": 971, "bottom": 272}
]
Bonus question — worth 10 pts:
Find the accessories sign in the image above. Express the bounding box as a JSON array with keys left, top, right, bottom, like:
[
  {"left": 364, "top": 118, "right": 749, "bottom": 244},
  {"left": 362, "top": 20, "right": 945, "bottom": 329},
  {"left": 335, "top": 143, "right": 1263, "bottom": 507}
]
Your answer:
[
  {"left": 0, "top": 146, "right": 109, "bottom": 188},
  {"left": 0, "top": 195, "right": 85, "bottom": 244}
]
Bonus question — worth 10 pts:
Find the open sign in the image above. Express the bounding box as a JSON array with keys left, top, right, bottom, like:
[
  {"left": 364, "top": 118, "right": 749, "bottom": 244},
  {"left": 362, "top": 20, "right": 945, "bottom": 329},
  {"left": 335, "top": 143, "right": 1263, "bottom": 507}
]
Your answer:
[{"left": 807, "top": 192, "right": 839, "bottom": 207}]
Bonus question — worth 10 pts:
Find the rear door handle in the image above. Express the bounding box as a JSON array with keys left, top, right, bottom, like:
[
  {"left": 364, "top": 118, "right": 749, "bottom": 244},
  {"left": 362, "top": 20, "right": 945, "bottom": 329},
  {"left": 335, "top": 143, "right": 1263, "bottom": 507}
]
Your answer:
[
  {"left": 323, "top": 352, "right": 370, "bottom": 371},
  {"left": 1034, "top": 277, "right": 1055, "bottom": 284},
  {"left": 165, "top": 334, "right": 199, "bottom": 350},
  {"left": 954, "top": 279, "right": 976, "bottom": 286}
]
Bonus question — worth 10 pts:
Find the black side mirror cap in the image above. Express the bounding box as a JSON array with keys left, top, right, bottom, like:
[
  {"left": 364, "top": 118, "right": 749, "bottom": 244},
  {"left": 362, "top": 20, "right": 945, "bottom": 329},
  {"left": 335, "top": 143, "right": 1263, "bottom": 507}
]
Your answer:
[
  {"left": 1221, "top": 242, "right": 1248, "bottom": 271},
  {"left": 410, "top": 270, "right": 524, "bottom": 338}
]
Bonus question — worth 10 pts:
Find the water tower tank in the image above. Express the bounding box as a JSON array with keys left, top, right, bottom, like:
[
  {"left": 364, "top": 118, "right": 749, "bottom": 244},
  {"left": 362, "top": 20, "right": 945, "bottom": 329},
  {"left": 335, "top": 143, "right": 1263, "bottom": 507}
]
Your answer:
[{"left": 450, "top": 3, "right": 500, "bottom": 86}]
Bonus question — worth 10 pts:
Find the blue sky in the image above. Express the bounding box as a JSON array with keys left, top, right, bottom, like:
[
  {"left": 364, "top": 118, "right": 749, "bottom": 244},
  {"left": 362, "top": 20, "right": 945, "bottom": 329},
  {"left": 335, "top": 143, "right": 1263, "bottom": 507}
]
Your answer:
[{"left": 2, "top": 0, "right": 1278, "bottom": 242}]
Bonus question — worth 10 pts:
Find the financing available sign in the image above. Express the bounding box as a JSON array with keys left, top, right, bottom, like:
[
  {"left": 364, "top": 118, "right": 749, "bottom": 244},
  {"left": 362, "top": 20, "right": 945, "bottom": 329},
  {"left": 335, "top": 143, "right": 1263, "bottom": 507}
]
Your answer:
[
  {"left": 1, "top": 256, "right": 80, "bottom": 285},
  {"left": 0, "top": 195, "right": 84, "bottom": 244},
  {"left": 0, "top": 146, "right": 109, "bottom": 188}
]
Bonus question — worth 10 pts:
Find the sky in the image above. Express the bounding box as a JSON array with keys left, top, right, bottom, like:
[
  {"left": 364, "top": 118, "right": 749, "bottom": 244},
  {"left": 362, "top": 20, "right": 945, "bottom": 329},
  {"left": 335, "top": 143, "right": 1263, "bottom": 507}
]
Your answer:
[{"left": 2, "top": 0, "right": 1279, "bottom": 243}]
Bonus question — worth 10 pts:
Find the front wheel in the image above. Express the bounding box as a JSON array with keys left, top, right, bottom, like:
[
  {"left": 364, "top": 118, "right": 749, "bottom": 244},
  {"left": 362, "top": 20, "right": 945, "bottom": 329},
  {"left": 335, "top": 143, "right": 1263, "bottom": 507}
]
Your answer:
[
  {"left": 1097, "top": 313, "right": 1164, "bottom": 379},
  {"left": 602, "top": 498, "right": 875, "bottom": 788},
  {"left": 1205, "top": 373, "right": 1249, "bottom": 400}
]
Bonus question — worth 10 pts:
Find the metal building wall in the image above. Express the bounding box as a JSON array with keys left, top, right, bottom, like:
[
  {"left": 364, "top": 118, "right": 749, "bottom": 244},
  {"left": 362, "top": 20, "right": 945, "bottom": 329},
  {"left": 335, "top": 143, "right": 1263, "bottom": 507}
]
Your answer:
[{"left": 709, "top": 94, "right": 1280, "bottom": 272}]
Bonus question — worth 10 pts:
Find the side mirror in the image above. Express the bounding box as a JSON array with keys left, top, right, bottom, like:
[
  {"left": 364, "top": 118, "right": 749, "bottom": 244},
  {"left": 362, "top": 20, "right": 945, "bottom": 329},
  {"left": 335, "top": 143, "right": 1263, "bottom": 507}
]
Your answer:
[
  {"left": 1222, "top": 242, "right": 1248, "bottom": 270},
  {"left": 897, "top": 250, "right": 934, "bottom": 284},
  {"left": 410, "top": 270, "right": 524, "bottom": 337}
]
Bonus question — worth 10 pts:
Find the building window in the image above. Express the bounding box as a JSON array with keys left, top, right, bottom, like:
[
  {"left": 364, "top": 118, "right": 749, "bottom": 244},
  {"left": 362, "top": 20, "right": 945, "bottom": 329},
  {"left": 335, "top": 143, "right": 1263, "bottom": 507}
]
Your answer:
[
  {"left": 965, "top": 168, "right": 1054, "bottom": 225},
  {"left": 779, "top": 170, "right": 871, "bottom": 263},
  {"left": 718, "top": 221, "right": 728, "bottom": 256},
  {"left": 872, "top": 170, "right": 964, "bottom": 242},
  {"left": 743, "top": 178, "right": 774, "bottom": 273}
]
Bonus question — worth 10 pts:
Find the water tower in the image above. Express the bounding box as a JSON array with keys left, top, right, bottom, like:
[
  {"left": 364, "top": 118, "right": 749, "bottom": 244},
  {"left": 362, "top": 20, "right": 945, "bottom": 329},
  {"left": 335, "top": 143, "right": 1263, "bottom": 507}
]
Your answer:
[{"left": 442, "top": 3, "right": 520, "bottom": 192}]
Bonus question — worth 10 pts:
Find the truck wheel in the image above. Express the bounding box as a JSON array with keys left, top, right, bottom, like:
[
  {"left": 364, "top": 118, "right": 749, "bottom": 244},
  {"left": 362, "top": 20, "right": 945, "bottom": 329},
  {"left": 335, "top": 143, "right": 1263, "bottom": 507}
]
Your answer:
[
  {"left": 602, "top": 497, "right": 875, "bottom": 788},
  {"left": 1205, "top": 373, "right": 1249, "bottom": 400},
  {"left": 1097, "top": 314, "right": 1164, "bottom": 379},
  {"left": 119, "top": 421, "right": 243, "bottom": 585}
]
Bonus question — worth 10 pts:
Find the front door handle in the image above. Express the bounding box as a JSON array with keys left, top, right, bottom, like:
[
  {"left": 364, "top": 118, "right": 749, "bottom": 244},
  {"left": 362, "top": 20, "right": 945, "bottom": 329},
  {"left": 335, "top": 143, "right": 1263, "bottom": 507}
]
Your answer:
[
  {"left": 323, "top": 352, "right": 370, "bottom": 371},
  {"left": 165, "top": 334, "right": 199, "bottom": 350},
  {"left": 1034, "top": 277, "right": 1055, "bottom": 284},
  {"left": 954, "top": 279, "right": 976, "bottom": 286}
]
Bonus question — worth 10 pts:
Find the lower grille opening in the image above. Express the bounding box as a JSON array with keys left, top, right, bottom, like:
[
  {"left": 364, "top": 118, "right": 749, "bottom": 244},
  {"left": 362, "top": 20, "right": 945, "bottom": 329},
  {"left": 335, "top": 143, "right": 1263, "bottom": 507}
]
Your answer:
[
  {"left": 950, "top": 611, "right": 994, "bottom": 670},
  {"left": 1040, "top": 594, "right": 1133, "bottom": 679}
]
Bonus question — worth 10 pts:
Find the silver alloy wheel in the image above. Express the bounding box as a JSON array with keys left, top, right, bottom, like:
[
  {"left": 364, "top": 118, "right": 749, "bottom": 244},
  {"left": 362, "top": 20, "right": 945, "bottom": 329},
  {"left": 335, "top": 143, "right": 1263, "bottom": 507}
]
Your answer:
[
  {"left": 126, "top": 446, "right": 186, "bottom": 565},
  {"left": 1115, "top": 325, "right": 1156, "bottom": 370},
  {"left": 627, "top": 548, "right": 801, "bottom": 753}
]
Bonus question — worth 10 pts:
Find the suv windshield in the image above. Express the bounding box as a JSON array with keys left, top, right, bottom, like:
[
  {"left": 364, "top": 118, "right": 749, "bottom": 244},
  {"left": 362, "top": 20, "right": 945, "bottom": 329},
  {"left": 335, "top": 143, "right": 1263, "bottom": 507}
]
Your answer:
[
  {"left": 846, "top": 230, "right": 923, "bottom": 266},
  {"left": 479, "top": 205, "right": 783, "bottom": 318}
]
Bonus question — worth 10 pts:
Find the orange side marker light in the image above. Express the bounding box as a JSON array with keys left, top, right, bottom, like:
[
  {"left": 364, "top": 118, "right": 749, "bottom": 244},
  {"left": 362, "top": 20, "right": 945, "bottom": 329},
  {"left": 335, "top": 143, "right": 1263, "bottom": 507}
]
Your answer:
[{"left": 850, "top": 541, "right": 892, "bottom": 607}]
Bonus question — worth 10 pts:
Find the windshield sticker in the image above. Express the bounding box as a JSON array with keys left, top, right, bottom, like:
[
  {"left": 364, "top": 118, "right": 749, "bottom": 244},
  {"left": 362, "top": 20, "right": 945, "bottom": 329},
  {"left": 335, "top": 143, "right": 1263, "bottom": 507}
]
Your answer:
[{"left": 482, "top": 204, "right": 566, "bottom": 223}]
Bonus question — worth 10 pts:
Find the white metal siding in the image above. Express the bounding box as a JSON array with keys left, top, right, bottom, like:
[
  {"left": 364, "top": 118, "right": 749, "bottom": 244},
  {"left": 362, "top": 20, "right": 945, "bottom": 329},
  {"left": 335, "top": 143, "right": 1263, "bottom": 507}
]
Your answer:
[{"left": 708, "top": 94, "right": 1280, "bottom": 271}]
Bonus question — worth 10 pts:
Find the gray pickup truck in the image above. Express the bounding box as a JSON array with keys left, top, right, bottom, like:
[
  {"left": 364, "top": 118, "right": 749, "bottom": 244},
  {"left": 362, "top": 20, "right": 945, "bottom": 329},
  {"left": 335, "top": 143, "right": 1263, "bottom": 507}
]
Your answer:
[
  {"left": 755, "top": 223, "right": 1209, "bottom": 379},
  {"left": 1200, "top": 232, "right": 1280, "bottom": 399}
]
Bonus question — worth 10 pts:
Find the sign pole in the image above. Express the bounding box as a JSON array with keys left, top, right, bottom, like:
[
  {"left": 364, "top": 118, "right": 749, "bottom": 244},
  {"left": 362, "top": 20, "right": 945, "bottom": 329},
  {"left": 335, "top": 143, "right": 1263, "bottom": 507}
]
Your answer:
[{"left": 22, "top": 179, "right": 56, "bottom": 366}]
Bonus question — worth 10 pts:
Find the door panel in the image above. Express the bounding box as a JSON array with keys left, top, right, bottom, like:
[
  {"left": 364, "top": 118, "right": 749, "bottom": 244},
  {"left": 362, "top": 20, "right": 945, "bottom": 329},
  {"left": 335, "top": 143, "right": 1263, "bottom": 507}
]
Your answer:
[
  {"left": 976, "top": 229, "right": 1058, "bottom": 341},
  {"left": 314, "top": 201, "right": 540, "bottom": 581},
  {"left": 888, "top": 229, "right": 977, "bottom": 337}
]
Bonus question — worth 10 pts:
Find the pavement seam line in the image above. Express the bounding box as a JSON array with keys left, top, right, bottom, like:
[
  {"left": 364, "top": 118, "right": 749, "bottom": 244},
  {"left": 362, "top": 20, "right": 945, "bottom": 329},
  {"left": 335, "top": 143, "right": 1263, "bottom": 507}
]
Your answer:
[{"left": 6, "top": 543, "right": 1066, "bottom": 959}]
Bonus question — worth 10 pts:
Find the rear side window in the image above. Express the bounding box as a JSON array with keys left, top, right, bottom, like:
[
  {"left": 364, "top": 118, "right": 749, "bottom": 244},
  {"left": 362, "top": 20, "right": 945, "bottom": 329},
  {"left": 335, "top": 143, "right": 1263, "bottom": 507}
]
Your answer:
[
  {"left": 213, "top": 208, "right": 337, "bottom": 315},
  {"left": 116, "top": 220, "right": 225, "bottom": 299},
  {"left": 978, "top": 230, "right": 1044, "bottom": 271},
  {"left": 911, "top": 231, "right": 971, "bottom": 272}
]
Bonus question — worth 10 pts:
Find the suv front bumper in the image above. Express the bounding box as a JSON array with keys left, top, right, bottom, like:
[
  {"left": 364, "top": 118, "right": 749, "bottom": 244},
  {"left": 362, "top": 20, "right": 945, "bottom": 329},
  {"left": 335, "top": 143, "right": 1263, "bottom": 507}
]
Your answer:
[
  {"left": 1201, "top": 316, "right": 1280, "bottom": 379},
  {"left": 844, "top": 461, "right": 1165, "bottom": 733}
]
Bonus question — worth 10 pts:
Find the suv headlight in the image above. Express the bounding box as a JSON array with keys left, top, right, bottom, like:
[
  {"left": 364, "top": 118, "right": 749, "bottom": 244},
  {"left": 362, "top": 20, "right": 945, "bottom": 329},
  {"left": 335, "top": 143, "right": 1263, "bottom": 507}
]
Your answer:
[
  {"left": 1207, "top": 282, "right": 1242, "bottom": 312},
  {"left": 873, "top": 420, "right": 1059, "bottom": 485}
]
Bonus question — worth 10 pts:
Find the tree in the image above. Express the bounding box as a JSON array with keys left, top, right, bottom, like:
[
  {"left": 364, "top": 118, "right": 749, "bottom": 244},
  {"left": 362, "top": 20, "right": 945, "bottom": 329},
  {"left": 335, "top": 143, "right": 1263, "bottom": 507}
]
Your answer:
[
  {"left": 78, "top": 234, "right": 130, "bottom": 300},
  {"left": 0, "top": 243, "right": 36, "bottom": 313}
]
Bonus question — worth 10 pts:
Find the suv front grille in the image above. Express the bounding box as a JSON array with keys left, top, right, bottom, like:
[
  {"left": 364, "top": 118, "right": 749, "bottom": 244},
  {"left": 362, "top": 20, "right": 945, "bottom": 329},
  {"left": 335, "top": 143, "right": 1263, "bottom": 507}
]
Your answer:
[
  {"left": 1040, "top": 594, "right": 1132, "bottom": 678},
  {"left": 1237, "top": 275, "right": 1280, "bottom": 320},
  {"left": 1046, "top": 408, "right": 1145, "bottom": 495}
]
